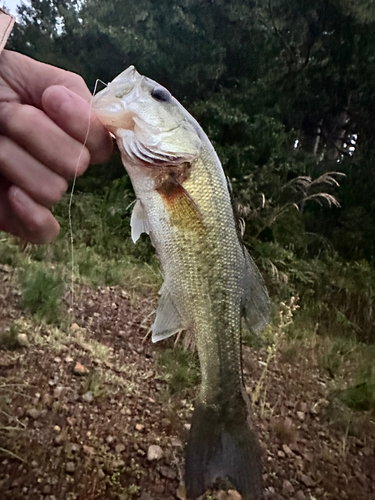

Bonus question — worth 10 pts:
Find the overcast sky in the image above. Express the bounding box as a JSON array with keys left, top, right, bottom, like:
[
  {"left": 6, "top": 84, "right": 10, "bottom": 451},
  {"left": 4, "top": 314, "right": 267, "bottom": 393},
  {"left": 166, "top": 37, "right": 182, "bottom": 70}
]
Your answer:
[{"left": 2, "top": 0, "right": 29, "bottom": 17}]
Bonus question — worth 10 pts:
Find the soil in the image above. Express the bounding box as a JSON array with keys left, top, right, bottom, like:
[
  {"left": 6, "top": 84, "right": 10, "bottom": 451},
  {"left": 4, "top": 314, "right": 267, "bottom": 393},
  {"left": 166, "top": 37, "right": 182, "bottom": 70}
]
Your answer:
[{"left": 0, "top": 267, "right": 374, "bottom": 500}]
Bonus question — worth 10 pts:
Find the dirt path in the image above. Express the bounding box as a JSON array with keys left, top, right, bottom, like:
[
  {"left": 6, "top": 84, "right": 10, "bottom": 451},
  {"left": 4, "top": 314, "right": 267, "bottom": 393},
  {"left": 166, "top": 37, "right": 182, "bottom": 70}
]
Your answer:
[{"left": 0, "top": 271, "right": 374, "bottom": 500}]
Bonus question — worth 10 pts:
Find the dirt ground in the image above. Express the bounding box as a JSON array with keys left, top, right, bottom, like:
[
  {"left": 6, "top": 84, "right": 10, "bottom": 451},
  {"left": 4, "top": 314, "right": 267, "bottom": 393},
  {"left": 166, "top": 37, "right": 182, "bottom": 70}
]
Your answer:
[{"left": 0, "top": 268, "right": 374, "bottom": 500}]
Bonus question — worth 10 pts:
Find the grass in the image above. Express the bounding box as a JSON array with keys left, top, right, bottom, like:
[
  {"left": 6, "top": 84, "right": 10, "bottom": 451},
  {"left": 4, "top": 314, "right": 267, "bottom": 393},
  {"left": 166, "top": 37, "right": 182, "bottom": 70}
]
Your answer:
[
  {"left": 0, "top": 324, "right": 23, "bottom": 351},
  {"left": 19, "top": 262, "right": 64, "bottom": 324},
  {"left": 158, "top": 347, "right": 200, "bottom": 395}
]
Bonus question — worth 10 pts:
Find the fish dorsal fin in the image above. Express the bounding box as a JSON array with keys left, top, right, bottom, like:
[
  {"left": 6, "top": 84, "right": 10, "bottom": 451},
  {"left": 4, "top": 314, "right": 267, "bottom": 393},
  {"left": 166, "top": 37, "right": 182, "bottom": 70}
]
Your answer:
[
  {"left": 130, "top": 199, "right": 150, "bottom": 243},
  {"left": 241, "top": 249, "right": 271, "bottom": 334},
  {"left": 152, "top": 284, "right": 187, "bottom": 343}
]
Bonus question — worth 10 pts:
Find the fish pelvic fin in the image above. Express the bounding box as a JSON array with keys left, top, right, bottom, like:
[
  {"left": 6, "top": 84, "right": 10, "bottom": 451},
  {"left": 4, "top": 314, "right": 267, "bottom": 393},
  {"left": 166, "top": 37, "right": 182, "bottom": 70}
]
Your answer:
[
  {"left": 130, "top": 199, "right": 150, "bottom": 243},
  {"left": 185, "top": 392, "right": 263, "bottom": 500}
]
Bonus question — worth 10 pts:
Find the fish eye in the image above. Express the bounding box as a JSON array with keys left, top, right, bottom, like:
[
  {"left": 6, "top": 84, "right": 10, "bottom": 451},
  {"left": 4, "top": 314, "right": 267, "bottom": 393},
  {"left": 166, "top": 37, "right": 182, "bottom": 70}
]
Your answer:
[{"left": 151, "top": 87, "right": 170, "bottom": 102}]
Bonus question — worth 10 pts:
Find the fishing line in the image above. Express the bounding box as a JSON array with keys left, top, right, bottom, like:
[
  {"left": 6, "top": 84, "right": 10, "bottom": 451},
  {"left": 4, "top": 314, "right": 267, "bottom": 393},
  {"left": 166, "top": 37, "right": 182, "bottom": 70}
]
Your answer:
[{"left": 68, "top": 78, "right": 108, "bottom": 309}]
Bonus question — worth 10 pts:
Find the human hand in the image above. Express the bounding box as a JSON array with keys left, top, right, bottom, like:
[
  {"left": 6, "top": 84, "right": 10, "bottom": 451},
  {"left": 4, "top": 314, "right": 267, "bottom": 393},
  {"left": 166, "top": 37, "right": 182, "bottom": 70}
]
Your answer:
[{"left": 0, "top": 50, "right": 113, "bottom": 244}]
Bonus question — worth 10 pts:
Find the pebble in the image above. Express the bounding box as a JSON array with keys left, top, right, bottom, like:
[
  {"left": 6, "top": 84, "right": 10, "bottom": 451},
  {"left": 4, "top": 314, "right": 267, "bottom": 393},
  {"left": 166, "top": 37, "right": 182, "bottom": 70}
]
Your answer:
[
  {"left": 296, "top": 411, "right": 305, "bottom": 421},
  {"left": 73, "top": 362, "right": 88, "bottom": 376},
  {"left": 70, "top": 323, "right": 80, "bottom": 332},
  {"left": 159, "top": 465, "right": 176, "bottom": 480},
  {"left": 135, "top": 423, "right": 145, "bottom": 432},
  {"left": 65, "top": 355, "right": 74, "bottom": 363},
  {"left": 147, "top": 445, "right": 163, "bottom": 461},
  {"left": 106, "top": 435, "right": 115, "bottom": 444},
  {"left": 65, "top": 462, "right": 76, "bottom": 474},
  {"left": 83, "top": 445, "right": 96, "bottom": 455},
  {"left": 53, "top": 386, "right": 65, "bottom": 399},
  {"left": 17, "top": 333, "right": 29, "bottom": 347},
  {"left": 27, "top": 408, "right": 41, "bottom": 420},
  {"left": 115, "top": 443, "right": 125, "bottom": 454},
  {"left": 282, "top": 480, "right": 295, "bottom": 496},
  {"left": 82, "top": 391, "right": 94, "bottom": 403},
  {"left": 297, "top": 472, "right": 315, "bottom": 488},
  {"left": 293, "top": 491, "right": 307, "bottom": 500},
  {"left": 53, "top": 425, "right": 61, "bottom": 433},
  {"left": 282, "top": 444, "right": 294, "bottom": 457}
]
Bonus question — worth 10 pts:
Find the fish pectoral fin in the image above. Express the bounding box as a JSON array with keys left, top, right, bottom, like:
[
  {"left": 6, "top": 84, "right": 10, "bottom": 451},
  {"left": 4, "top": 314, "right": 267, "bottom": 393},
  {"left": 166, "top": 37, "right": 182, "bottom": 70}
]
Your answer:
[
  {"left": 130, "top": 199, "right": 150, "bottom": 243},
  {"left": 152, "top": 286, "right": 187, "bottom": 343},
  {"left": 241, "top": 249, "right": 271, "bottom": 334}
]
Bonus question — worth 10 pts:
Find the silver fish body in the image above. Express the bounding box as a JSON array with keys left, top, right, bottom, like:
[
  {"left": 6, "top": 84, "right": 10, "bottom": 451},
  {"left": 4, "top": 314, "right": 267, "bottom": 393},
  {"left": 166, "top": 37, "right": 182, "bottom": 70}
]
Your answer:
[{"left": 93, "top": 67, "right": 271, "bottom": 500}]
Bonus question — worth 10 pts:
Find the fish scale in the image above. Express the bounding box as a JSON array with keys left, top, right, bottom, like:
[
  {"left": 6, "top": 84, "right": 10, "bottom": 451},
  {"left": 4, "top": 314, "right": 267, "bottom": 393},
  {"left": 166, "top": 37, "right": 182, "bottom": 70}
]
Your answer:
[{"left": 93, "top": 66, "right": 271, "bottom": 500}]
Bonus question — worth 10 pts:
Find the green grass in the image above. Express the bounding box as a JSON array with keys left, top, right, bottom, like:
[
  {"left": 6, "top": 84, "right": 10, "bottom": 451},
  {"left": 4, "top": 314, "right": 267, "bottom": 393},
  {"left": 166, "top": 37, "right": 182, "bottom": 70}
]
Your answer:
[
  {"left": 158, "top": 347, "right": 200, "bottom": 395},
  {"left": 19, "top": 263, "right": 64, "bottom": 324}
]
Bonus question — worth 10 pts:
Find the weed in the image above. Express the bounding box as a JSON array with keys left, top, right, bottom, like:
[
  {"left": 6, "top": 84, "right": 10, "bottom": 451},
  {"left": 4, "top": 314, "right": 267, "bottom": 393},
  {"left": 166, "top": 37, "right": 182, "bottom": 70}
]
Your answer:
[
  {"left": 81, "top": 372, "right": 108, "bottom": 400},
  {"left": 19, "top": 263, "right": 64, "bottom": 324},
  {"left": 0, "top": 324, "right": 22, "bottom": 351},
  {"left": 158, "top": 347, "right": 200, "bottom": 395}
]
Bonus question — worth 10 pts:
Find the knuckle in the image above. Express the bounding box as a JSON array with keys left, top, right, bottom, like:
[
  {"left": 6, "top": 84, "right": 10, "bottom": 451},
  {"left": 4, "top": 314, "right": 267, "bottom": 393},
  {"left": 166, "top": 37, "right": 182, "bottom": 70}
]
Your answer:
[
  {"left": 76, "top": 148, "right": 90, "bottom": 176},
  {"left": 42, "top": 177, "right": 68, "bottom": 206}
]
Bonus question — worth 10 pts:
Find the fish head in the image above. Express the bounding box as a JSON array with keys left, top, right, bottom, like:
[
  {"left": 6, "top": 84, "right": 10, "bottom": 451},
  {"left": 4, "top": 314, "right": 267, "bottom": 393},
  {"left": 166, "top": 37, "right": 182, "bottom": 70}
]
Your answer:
[{"left": 93, "top": 66, "right": 202, "bottom": 165}]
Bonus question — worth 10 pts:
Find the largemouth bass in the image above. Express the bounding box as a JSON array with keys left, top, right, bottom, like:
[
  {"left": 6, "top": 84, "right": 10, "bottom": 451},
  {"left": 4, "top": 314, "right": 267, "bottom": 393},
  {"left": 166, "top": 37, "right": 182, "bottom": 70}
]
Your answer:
[{"left": 93, "top": 67, "right": 271, "bottom": 500}]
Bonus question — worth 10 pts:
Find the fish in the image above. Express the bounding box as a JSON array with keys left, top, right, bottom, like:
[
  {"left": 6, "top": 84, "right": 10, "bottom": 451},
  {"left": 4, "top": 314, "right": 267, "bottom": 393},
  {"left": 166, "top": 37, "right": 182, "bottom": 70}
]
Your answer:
[{"left": 93, "top": 66, "right": 271, "bottom": 500}]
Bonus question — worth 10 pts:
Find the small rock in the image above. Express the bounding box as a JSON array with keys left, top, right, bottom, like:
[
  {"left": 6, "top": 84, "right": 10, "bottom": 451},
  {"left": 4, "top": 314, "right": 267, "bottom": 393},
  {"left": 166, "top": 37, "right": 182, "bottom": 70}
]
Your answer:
[
  {"left": 17, "top": 333, "right": 29, "bottom": 347},
  {"left": 147, "top": 445, "right": 163, "bottom": 461},
  {"left": 54, "top": 434, "right": 65, "bottom": 445},
  {"left": 65, "top": 462, "right": 76, "bottom": 474},
  {"left": 293, "top": 491, "right": 307, "bottom": 500},
  {"left": 27, "top": 408, "right": 41, "bottom": 420},
  {"left": 159, "top": 465, "right": 176, "bottom": 480},
  {"left": 171, "top": 437, "right": 182, "bottom": 448},
  {"left": 53, "top": 425, "right": 61, "bottom": 433},
  {"left": 83, "top": 445, "right": 96, "bottom": 455},
  {"left": 65, "top": 355, "right": 74, "bottom": 363},
  {"left": 115, "top": 443, "right": 125, "bottom": 454},
  {"left": 139, "top": 493, "right": 153, "bottom": 500},
  {"left": 296, "top": 411, "right": 305, "bottom": 421},
  {"left": 282, "top": 444, "right": 294, "bottom": 457},
  {"left": 113, "top": 459, "right": 125, "bottom": 468},
  {"left": 277, "top": 450, "right": 285, "bottom": 458},
  {"left": 184, "top": 423, "right": 191, "bottom": 431},
  {"left": 53, "top": 386, "right": 65, "bottom": 399},
  {"left": 70, "top": 323, "right": 80, "bottom": 332},
  {"left": 135, "top": 423, "right": 145, "bottom": 432},
  {"left": 297, "top": 472, "right": 315, "bottom": 488},
  {"left": 282, "top": 480, "right": 295, "bottom": 496},
  {"left": 73, "top": 362, "right": 88, "bottom": 376},
  {"left": 176, "top": 482, "right": 186, "bottom": 500},
  {"left": 106, "top": 435, "right": 115, "bottom": 444},
  {"left": 82, "top": 391, "right": 94, "bottom": 403},
  {"left": 161, "top": 418, "right": 171, "bottom": 429}
]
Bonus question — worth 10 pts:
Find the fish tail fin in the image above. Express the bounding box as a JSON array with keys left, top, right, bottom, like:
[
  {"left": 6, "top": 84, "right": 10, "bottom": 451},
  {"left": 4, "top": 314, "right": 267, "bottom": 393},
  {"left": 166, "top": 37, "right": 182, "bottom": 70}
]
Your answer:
[{"left": 185, "top": 392, "right": 263, "bottom": 500}]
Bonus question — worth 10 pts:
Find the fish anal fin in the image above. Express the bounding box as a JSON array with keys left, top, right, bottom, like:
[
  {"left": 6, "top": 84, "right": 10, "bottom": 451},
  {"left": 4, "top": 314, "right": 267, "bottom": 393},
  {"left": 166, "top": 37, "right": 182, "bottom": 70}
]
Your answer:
[
  {"left": 130, "top": 199, "right": 150, "bottom": 243},
  {"left": 152, "top": 286, "right": 187, "bottom": 343},
  {"left": 241, "top": 250, "right": 271, "bottom": 335}
]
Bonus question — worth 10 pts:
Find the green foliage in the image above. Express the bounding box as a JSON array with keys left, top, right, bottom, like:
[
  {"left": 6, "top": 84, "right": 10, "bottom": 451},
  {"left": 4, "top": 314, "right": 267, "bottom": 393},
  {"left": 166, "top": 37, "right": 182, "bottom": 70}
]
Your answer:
[
  {"left": 19, "top": 263, "right": 64, "bottom": 324},
  {"left": 158, "top": 347, "right": 200, "bottom": 395}
]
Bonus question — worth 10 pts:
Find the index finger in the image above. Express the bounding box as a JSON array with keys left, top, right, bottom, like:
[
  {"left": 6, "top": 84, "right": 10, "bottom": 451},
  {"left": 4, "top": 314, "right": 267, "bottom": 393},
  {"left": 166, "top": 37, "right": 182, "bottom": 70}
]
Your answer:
[{"left": 42, "top": 85, "right": 113, "bottom": 165}]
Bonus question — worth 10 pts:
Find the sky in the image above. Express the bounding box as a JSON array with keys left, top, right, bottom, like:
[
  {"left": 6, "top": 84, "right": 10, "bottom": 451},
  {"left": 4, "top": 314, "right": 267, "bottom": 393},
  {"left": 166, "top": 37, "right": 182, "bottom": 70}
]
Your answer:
[{"left": 2, "top": 0, "right": 29, "bottom": 17}]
